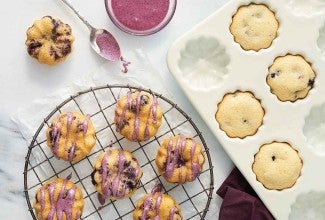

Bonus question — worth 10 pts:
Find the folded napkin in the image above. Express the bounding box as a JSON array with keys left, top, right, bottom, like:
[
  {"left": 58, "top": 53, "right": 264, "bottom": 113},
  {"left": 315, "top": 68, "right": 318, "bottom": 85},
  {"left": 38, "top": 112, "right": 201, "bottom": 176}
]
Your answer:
[{"left": 217, "top": 168, "right": 274, "bottom": 220}]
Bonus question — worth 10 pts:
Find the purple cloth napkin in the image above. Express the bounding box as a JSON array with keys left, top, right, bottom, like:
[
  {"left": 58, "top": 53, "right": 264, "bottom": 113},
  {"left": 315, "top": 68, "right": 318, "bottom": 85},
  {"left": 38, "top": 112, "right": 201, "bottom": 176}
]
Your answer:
[{"left": 217, "top": 168, "right": 274, "bottom": 220}]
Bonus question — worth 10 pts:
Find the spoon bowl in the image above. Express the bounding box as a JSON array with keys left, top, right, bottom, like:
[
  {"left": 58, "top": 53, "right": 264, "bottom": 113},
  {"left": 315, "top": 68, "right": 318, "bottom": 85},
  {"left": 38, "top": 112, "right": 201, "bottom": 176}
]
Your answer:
[
  {"left": 60, "top": 0, "right": 121, "bottom": 61},
  {"left": 90, "top": 29, "right": 121, "bottom": 61}
]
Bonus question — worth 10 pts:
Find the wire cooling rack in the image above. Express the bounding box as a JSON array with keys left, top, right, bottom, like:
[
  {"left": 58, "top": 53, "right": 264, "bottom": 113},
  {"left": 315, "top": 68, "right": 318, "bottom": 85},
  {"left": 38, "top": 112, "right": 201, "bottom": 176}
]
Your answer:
[{"left": 24, "top": 84, "right": 214, "bottom": 220}]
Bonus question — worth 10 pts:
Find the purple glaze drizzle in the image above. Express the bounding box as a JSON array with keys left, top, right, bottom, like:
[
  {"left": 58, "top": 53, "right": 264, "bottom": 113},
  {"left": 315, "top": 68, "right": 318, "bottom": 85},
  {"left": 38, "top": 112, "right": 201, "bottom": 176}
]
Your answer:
[
  {"left": 52, "top": 119, "right": 62, "bottom": 158},
  {"left": 40, "top": 188, "right": 45, "bottom": 214},
  {"left": 99, "top": 150, "right": 130, "bottom": 205},
  {"left": 116, "top": 92, "right": 133, "bottom": 132},
  {"left": 68, "top": 143, "right": 76, "bottom": 162},
  {"left": 121, "top": 56, "right": 131, "bottom": 73},
  {"left": 141, "top": 184, "right": 163, "bottom": 220},
  {"left": 111, "top": 0, "right": 170, "bottom": 31},
  {"left": 152, "top": 96, "right": 158, "bottom": 124},
  {"left": 66, "top": 112, "right": 73, "bottom": 137},
  {"left": 111, "top": 150, "right": 127, "bottom": 197},
  {"left": 47, "top": 183, "right": 56, "bottom": 220},
  {"left": 144, "top": 96, "right": 158, "bottom": 140},
  {"left": 101, "top": 150, "right": 112, "bottom": 203},
  {"left": 155, "top": 192, "right": 162, "bottom": 216},
  {"left": 96, "top": 32, "right": 121, "bottom": 61},
  {"left": 82, "top": 115, "right": 90, "bottom": 135},
  {"left": 40, "top": 178, "right": 78, "bottom": 220},
  {"left": 141, "top": 194, "right": 152, "bottom": 220},
  {"left": 165, "top": 138, "right": 176, "bottom": 178},
  {"left": 169, "top": 207, "right": 175, "bottom": 220},
  {"left": 190, "top": 140, "right": 201, "bottom": 180},
  {"left": 132, "top": 93, "right": 142, "bottom": 141}
]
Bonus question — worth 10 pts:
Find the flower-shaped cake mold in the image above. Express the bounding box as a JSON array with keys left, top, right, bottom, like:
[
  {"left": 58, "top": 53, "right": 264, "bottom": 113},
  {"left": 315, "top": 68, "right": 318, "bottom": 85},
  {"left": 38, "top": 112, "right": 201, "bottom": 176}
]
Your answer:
[
  {"left": 289, "top": 191, "right": 325, "bottom": 220},
  {"left": 178, "top": 36, "right": 230, "bottom": 90},
  {"left": 287, "top": 0, "right": 325, "bottom": 17},
  {"left": 303, "top": 103, "right": 325, "bottom": 155}
]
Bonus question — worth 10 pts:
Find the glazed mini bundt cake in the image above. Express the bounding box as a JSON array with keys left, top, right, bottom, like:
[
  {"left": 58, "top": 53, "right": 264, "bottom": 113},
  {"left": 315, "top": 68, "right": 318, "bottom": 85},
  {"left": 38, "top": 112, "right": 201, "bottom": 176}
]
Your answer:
[
  {"left": 33, "top": 177, "right": 84, "bottom": 220},
  {"left": 155, "top": 135, "right": 205, "bottom": 183},
  {"left": 114, "top": 90, "right": 163, "bottom": 142},
  {"left": 133, "top": 184, "right": 183, "bottom": 220},
  {"left": 91, "top": 149, "right": 143, "bottom": 204},
  {"left": 26, "top": 16, "right": 74, "bottom": 65},
  {"left": 46, "top": 112, "right": 96, "bottom": 162}
]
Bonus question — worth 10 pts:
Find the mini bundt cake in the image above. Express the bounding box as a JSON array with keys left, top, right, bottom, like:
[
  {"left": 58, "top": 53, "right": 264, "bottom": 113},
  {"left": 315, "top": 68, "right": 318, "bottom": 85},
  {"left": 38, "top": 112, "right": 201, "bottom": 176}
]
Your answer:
[
  {"left": 133, "top": 184, "right": 183, "bottom": 220},
  {"left": 114, "top": 90, "right": 163, "bottom": 142},
  {"left": 33, "top": 177, "right": 84, "bottom": 220},
  {"left": 91, "top": 149, "right": 143, "bottom": 204},
  {"left": 46, "top": 112, "right": 96, "bottom": 162},
  {"left": 26, "top": 16, "right": 74, "bottom": 65},
  {"left": 155, "top": 135, "right": 205, "bottom": 183},
  {"left": 252, "top": 142, "right": 303, "bottom": 190}
]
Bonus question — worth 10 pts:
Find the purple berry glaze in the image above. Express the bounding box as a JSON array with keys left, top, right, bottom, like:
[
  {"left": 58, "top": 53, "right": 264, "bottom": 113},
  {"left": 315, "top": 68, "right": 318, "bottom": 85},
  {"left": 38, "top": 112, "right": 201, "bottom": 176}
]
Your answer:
[
  {"left": 82, "top": 115, "right": 90, "bottom": 136},
  {"left": 99, "top": 150, "right": 134, "bottom": 205},
  {"left": 141, "top": 194, "right": 152, "bottom": 220},
  {"left": 121, "top": 56, "right": 131, "bottom": 73},
  {"left": 48, "top": 183, "right": 56, "bottom": 220},
  {"left": 144, "top": 96, "right": 158, "bottom": 139},
  {"left": 68, "top": 143, "right": 76, "bottom": 162},
  {"left": 141, "top": 184, "right": 163, "bottom": 220},
  {"left": 95, "top": 32, "right": 121, "bottom": 61},
  {"left": 155, "top": 192, "right": 162, "bottom": 215},
  {"left": 40, "top": 179, "right": 78, "bottom": 220},
  {"left": 101, "top": 150, "right": 112, "bottom": 203},
  {"left": 111, "top": 150, "right": 127, "bottom": 197},
  {"left": 53, "top": 126, "right": 61, "bottom": 158},
  {"left": 169, "top": 207, "right": 175, "bottom": 220},
  {"left": 152, "top": 96, "right": 158, "bottom": 124},
  {"left": 190, "top": 140, "right": 201, "bottom": 180},
  {"left": 40, "top": 188, "right": 45, "bottom": 214},
  {"left": 165, "top": 138, "right": 176, "bottom": 178},
  {"left": 116, "top": 92, "right": 133, "bottom": 132},
  {"left": 111, "top": 0, "right": 170, "bottom": 31},
  {"left": 132, "top": 93, "right": 142, "bottom": 141},
  {"left": 66, "top": 112, "right": 73, "bottom": 137}
]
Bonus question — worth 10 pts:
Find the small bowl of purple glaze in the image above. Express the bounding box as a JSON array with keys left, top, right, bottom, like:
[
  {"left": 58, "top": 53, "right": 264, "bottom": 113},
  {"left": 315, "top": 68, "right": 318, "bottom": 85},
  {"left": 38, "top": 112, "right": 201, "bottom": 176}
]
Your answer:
[{"left": 105, "top": 0, "right": 177, "bottom": 36}]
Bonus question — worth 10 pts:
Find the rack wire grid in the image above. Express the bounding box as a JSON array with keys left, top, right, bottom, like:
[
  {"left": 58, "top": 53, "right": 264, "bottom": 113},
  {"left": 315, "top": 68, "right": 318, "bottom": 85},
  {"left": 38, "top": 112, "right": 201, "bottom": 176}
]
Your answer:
[{"left": 24, "top": 84, "right": 214, "bottom": 220}]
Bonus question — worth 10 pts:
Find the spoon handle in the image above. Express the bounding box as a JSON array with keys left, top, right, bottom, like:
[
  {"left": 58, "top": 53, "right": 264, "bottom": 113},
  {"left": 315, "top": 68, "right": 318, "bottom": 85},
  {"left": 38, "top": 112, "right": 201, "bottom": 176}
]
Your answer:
[{"left": 59, "top": 0, "right": 93, "bottom": 30}]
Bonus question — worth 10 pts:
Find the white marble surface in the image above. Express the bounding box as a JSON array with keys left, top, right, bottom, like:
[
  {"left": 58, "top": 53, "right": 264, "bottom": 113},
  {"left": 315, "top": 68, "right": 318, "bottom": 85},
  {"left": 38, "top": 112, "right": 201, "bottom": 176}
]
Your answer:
[{"left": 0, "top": 0, "right": 233, "bottom": 219}]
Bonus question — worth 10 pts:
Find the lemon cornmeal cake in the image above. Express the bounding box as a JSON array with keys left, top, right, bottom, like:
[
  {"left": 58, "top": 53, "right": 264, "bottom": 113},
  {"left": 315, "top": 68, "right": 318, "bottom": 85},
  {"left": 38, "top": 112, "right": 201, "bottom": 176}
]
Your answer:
[
  {"left": 252, "top": 142, "right": 303, "bottom": 190},
  {"left": 266, "top": 54, "right": 316, "bottom": 102},
  {"left": 215, "top": 91, "right": 264, "bottom": 138},
  {"left": 46, "top": 112, "right": 96, "bottom": 162},
  {"left": 114, "top": 91, "right": 163, "bottom": 142},
  {"left": 230, "top": 4, "right": 279, "bottom": 51},
  {"left": 33, "top": 177, "right": 84, "bottom": 220}
]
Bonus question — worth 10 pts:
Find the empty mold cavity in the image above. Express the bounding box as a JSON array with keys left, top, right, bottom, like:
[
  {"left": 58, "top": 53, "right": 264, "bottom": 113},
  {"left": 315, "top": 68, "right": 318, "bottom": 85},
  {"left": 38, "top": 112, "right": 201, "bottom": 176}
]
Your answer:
[
  {"left": 289, "top": 191, "right": 325, "bottom": 220},
  {"left": 318, "top": 22, "right": 325, "bottom": 54},
  {"left": 303, "top": 103, "right": 325, "bottom": 155},
  {"left": 178, "top": 36, "right": 230, "bottom": 90},
  {"left": 287, "top": 0, "right": 325, "bottom": 17}
]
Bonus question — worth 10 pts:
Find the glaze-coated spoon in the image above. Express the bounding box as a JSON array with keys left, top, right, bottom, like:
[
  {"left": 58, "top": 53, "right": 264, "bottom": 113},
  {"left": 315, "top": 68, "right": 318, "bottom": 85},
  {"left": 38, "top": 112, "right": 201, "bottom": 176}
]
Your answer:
[{"left": 60, "top": 0, "right": 121, "bottom": 61}]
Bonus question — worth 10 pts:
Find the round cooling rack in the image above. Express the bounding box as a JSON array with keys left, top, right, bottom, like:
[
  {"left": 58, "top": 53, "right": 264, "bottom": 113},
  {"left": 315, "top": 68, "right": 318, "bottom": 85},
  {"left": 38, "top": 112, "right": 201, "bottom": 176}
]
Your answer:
[{"left": 24, "top": 84, "right": 214, "bottom": 220}]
